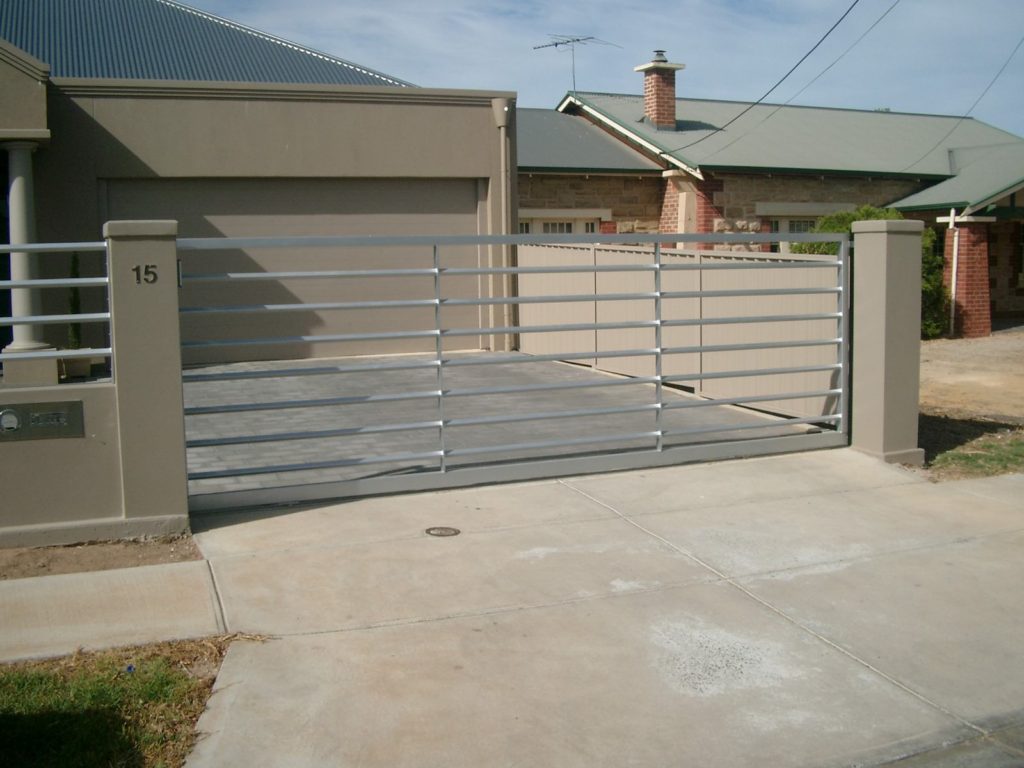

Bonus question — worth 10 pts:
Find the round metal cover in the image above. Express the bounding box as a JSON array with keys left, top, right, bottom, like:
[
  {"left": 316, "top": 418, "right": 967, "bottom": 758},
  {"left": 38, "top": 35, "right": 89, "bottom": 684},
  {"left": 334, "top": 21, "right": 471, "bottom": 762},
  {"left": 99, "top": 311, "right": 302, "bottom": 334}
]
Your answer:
[{"left": 425, "top": 526, "right": 461, "bottom": 537}]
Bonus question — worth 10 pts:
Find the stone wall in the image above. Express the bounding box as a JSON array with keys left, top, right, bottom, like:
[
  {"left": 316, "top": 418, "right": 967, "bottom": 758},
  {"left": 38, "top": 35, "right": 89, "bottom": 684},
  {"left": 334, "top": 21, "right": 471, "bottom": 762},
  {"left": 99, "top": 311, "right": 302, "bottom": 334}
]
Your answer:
[{"left": 518, "top": 173, "right": 663, "bottom": 233}]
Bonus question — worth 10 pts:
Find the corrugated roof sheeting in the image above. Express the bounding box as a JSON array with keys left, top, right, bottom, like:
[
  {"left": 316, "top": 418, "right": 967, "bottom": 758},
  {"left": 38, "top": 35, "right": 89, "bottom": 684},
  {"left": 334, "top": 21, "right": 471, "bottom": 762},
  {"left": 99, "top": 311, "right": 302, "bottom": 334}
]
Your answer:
[
  {"left": 570, "top": 93, "right": 1023, "bottom": 178},
  {"left": 518, "top": 108, "right": 662, "bottom": 173},
  {"left": 0, "top": 0, "right": 411, "bottom": 86},
  {"left": 891, "top": 142, "right": 1024, "bottom": 211}
]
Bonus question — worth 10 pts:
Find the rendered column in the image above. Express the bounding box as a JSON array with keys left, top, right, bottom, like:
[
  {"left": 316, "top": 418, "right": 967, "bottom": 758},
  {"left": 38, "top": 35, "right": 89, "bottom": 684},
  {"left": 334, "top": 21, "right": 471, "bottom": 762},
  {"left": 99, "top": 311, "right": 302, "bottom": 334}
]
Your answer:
[
  {"left": 2, "top": 141, "right": 56, "bottom": 386},
  {"left": 850, "top": 220, "right": 925, "bottom": 465},
  {"left": 105, "top": 220, "right": 189, "bottom": 523}
]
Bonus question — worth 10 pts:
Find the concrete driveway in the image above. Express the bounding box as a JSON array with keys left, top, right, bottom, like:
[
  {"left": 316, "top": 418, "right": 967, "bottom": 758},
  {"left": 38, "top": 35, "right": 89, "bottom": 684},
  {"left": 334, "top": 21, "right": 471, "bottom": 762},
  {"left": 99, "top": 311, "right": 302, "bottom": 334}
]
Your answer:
[{"left": 181, "top": 449, "right": 1024, "bottom": 767}]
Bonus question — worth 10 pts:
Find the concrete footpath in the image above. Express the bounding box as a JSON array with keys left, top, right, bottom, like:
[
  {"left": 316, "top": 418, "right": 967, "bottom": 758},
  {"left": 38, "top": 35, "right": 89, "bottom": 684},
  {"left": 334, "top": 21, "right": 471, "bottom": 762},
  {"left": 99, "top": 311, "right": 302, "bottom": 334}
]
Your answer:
[{"left": 2, "top": 449, "right": 1024, "bottom": 767}]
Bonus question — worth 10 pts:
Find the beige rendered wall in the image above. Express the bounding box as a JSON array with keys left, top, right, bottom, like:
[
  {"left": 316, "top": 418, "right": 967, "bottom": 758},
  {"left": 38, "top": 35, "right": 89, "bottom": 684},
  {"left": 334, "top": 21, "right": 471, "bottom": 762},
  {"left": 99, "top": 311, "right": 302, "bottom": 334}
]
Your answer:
[
  {"left": 518, "top": 244, "right": 839, "bottom": 418},
  {"left": 0, "top": 222, "right": 191, "bottom": 546},
  {"left": 30, "top": 80, "right": 515, "bottom": 360},
  {"left": 0, "top": 41, "right": 48, "bottom": 134},
  {"left": 0, "top": 384, "right": 122, "bottom": 532}
]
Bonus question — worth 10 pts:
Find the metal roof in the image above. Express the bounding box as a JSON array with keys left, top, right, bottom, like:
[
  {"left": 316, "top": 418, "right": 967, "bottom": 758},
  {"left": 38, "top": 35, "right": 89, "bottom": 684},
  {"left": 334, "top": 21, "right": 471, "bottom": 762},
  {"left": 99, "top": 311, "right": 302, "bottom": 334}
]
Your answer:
[
  {"left": 518, "top": 108, "right": 661, "bottom": 174},
  {"left": 0, "top": 0, "right": 412, "bottom": 87},
  {"left": 890, "top": 142, "right": 1024, "bottom": 212},
  {"left": 562, "top": 93, "right": 1023, "bottom": 179}
]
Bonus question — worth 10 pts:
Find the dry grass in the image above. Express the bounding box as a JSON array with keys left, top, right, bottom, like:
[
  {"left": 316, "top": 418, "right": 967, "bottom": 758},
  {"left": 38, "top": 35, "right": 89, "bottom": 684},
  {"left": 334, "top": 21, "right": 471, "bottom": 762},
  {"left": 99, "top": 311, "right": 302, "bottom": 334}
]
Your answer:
[{"left": 0, "top": 635, "right": 247, "bottom": 767}]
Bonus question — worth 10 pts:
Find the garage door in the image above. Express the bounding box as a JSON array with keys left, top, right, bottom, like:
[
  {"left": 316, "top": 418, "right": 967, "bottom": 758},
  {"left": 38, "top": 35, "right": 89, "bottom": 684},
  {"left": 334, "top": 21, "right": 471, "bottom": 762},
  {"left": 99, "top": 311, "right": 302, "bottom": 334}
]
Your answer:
[{"left": 105, "top": 178, "right": 484, "bottom": 363}]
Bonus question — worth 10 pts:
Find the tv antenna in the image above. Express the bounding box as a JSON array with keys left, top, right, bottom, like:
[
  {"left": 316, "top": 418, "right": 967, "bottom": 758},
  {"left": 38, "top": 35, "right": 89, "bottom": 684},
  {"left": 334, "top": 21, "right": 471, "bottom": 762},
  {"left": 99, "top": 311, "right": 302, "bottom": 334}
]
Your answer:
[{"left": 533, "top": 34, "right": 621, "bottom": 93}]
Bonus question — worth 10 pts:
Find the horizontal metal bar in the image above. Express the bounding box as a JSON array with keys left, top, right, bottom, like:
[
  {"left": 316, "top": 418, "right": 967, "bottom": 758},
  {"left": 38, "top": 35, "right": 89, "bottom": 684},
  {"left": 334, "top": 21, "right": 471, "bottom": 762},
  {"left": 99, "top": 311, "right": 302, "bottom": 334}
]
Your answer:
[
  {"left": 661, "top": 287, "right": 841, "bottom": 300},
  {"left": 180, "top": 299, "right": 438, "bottom": 315},
  {"left": 662, "top": 312, "right": 842, "bottom": 328},
  {"left": 0, "top": 277, "right": 109, "bottom": 289},
  {"left": 1, "top": 312, "right": 110, "bottom": 326},
  {"left": 660, "top": 260, "right": 839, "bottom": 271},
  {"left": 663, "top": 389, "right": 841, "bottom": 411},
  {"left": 445, "top": 430, "right": 658, "bottom": 458},
  {"left": 445, "top": 320, "right": 654, "bottom": 338},
  {"left": 663, "top": 338, "right": 841, "bottom": 356},
  {"left": 662, "top": 363, "right": 842, "bottom": 384},
  {"left": 184, "top": 388, "right": 442, "bottom": 416},
  {"left": 181, "top": 328, "right": 439, "bottom": 349},
  {"left": 182, "top": 358, "right": 440, "bottom": 383},
  {"left": 187, "top": 419, "right": 442, "bottom": 448},
  {"left": 664, "top": 414, "right": 841, "bottom": 439},
  {"left": 444, "top": 375, "right": 658, "bottom": 399},
  {"left": 441, "top": 265, "right": 655, "bottom": 276},
  {"left": 181, "top": 269, "right": 436, "bottom": 282},
  {"left": 442, "top": 291, "right": 657, "bottom": 307},
  {"left": 446, "top": 402, "right": 658, "bottom": 429},
  {"left": 188, "top": 449, "right": 444, "bottom": 480},
  {"left": 0, "top": 241, "right": 106, "bottom": 254},
  {"left": 0, "top": 347, "right": 111, "bottom": 362},
  {"left": 176, "top": 232, "right": 846, "bottom": 251},
  {"left": 442, "top": 349, "right": 655, "bottom": 367}
]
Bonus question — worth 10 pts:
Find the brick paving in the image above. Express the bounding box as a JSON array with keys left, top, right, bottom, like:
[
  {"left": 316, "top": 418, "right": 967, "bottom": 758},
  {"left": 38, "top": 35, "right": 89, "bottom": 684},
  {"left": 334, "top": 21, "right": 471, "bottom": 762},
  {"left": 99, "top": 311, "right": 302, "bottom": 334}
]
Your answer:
[{"left": 183, "top": 352, "right": 821, "bottom": 499}]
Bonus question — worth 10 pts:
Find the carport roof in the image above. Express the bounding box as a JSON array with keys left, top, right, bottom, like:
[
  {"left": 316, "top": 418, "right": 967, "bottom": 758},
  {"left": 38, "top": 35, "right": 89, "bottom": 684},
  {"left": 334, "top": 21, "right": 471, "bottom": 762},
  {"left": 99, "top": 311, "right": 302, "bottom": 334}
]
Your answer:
[
  {"left": 518, "top": 108, "right": 663, "bottom": 174},
  {"left": 890, "top": 142, "right": 1024, "bottom": 213},
  {"left": 0, "top": 0, "right": 412, "bottom": 87}
]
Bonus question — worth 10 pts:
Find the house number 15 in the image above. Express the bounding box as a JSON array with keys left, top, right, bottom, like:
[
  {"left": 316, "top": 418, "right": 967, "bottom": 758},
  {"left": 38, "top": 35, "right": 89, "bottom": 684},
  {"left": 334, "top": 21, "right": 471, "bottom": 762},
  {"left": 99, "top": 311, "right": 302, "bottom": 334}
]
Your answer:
[{"left": 132, "top": 264, "right": 158, "bottom": 284}]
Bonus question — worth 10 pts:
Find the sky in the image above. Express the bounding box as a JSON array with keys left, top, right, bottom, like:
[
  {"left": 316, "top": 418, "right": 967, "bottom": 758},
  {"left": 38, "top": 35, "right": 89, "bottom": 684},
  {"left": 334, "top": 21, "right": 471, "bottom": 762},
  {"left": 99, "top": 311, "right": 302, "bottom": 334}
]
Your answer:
[{"left": 196, "top": 0, "right": 1024, "bottom": 138}]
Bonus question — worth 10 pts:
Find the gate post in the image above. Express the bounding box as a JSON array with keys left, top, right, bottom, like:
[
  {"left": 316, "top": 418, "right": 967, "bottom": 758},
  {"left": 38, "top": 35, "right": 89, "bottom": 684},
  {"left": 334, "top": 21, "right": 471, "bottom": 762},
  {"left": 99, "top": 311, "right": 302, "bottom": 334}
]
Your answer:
[
  {"left": 105, "top": 220, "right": 189, "bottom": 523},
  {"left": 850, "top": 220, "right": 925, "bottom": 465}
]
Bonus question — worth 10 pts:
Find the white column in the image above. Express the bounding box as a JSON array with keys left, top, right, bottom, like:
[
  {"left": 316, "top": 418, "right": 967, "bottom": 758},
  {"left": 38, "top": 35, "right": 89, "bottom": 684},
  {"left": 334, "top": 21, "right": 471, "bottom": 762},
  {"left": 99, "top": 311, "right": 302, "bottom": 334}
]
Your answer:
[{"left": 4, "top": 141, "right": 46, "bottom": 351}]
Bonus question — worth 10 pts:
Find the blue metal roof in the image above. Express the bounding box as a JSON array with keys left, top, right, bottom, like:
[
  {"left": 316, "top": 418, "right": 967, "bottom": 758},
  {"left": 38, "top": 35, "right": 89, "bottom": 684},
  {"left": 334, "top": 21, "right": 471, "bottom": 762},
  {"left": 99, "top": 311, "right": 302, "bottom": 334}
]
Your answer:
[{"left": 0, "top": 0, "right": 413, "bottom": 87}]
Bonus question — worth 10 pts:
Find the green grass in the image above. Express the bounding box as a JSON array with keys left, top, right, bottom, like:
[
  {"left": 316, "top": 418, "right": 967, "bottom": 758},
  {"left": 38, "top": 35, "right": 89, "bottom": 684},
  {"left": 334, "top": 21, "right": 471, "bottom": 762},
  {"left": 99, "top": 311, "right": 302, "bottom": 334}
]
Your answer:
[
  {"left": 920, "top": 414, "right": 1024, "bottom": 480},
  {"left": 0, "top": 639, "right": 228, "bottom": 767}
]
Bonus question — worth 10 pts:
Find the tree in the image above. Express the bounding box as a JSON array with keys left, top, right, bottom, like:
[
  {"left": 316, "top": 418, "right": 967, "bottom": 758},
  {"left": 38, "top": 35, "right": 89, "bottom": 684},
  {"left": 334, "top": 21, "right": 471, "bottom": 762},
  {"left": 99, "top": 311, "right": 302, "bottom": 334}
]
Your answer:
[{"left": 791, "top": 204, "right": 945, "bottom": 338}]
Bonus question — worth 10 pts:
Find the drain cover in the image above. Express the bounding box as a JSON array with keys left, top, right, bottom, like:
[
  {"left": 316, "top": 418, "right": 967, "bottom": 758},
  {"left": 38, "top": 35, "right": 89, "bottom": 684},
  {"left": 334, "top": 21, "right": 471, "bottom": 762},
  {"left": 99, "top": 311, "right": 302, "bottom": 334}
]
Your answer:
[{"left": 425, "top": 526, "right": 461, "bottom": 537}]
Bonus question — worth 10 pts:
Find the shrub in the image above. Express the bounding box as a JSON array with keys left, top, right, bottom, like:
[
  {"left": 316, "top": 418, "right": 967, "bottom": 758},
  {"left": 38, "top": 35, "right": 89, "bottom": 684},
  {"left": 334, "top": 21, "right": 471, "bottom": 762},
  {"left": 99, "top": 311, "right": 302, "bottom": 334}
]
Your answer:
[{"left": 791, "top": 205, "right": 946, "bottom": 338}]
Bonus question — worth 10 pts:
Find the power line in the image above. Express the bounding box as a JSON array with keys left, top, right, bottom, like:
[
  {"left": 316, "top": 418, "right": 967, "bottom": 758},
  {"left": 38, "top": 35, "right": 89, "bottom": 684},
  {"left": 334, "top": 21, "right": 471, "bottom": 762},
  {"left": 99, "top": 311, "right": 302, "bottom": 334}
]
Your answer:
[
  {"left": 898, "top": 31, "right": 1024, "bottom": 173},
  {"left": 702, "top": 0, "right": 902, "bottom": 161},
  {"left": 668, "top": 0, "right": 863, "bottom": 154}
]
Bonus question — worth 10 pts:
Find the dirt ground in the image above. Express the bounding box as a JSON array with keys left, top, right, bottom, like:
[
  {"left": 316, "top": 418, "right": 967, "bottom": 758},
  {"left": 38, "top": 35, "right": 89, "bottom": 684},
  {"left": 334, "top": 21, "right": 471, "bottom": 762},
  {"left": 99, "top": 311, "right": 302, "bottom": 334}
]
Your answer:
[
  {"left": 919, "top": 325, "right": 1024, "bottom": 424},
  {"left": 0, "top": 535, "right": 201, "bottom": 581},
  {"left": 2, "top": 325, "right": 1022, "bottom": 581}
]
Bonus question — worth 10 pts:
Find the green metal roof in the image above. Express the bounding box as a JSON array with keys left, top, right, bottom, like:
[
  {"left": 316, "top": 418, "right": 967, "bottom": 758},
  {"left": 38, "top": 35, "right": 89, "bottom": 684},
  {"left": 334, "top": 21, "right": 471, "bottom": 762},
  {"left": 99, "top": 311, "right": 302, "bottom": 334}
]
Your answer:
[
  {"left": 561, "top": 93, "right": 1023, "bottom": 179},
  {"left": 890, "top": 142, "right": 1024, "bottom": 212},
  {"left": 0, "top": 0, "right": 412, "bottom": 87},
  {"left": 517, "top": 108, "right": 662, "bottom": 174}
]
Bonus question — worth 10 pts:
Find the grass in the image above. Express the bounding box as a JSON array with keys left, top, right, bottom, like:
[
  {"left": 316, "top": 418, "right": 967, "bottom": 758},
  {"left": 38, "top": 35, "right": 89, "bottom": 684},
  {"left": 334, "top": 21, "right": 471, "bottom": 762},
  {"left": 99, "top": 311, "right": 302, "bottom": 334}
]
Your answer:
[
  {"left": 918, "top": 412, "right": 1024, "bottom": 481},
  {"left": 0, "top": 637, "right": 233, "bottom": 768}
]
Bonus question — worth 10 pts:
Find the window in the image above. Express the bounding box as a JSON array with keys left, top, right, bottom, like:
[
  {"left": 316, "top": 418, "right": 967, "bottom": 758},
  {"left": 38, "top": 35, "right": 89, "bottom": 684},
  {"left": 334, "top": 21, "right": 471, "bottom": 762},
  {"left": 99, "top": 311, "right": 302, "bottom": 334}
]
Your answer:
[
  {"left": 770, "top": 218, "right": 818, "bottom": 253},
  {"left": 518, "top": 221, "right": 531, "bottom": 234},
  {"left": 542, "top": 221, "right": 573, "bottom": 234},
  {"left": 584, "top": 221, "right": 597, "bottom": 234}
]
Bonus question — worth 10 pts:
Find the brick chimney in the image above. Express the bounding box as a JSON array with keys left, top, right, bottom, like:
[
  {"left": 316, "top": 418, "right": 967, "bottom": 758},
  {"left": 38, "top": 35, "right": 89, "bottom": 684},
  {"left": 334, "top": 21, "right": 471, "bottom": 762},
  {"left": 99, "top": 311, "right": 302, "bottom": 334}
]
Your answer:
[{"left": 634, "top": 50, "right": 684, "bottom": 130}]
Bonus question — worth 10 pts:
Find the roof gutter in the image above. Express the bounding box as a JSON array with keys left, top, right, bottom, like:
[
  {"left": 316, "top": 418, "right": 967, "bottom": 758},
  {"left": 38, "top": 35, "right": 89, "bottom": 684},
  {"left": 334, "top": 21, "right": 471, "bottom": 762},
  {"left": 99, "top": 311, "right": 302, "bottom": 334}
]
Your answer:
[{"left": 558, "top": 95, "right": 703, "bottom": 180}]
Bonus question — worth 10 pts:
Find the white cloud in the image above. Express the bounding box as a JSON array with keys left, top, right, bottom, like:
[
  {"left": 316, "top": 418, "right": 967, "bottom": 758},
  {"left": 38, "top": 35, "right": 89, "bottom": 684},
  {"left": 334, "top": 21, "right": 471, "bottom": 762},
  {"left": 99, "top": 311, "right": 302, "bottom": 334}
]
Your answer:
[{"left": 195, "top": 0, "right": 1024, "bottom": 135}]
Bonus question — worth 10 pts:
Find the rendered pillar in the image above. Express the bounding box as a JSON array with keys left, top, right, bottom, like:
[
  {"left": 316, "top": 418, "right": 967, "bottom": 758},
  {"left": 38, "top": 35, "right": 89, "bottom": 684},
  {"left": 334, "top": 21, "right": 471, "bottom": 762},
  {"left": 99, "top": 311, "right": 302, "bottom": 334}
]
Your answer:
[
  {"left": 850, "top": 220, "right": 925, "bottom": 465},
  {"left": 105, "top": 220, "right": 189, "bottom": 523},
  {"left": 2, "top": 141, "right": 56, "bottom": 385}
]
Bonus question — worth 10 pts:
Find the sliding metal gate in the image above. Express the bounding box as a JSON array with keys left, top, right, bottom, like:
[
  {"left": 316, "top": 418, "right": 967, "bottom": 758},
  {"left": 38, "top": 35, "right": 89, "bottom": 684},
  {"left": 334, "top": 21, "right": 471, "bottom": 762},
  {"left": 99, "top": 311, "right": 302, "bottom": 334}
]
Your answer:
[{"left": 179, "top": 232, "right": 849, "bottom": 512}]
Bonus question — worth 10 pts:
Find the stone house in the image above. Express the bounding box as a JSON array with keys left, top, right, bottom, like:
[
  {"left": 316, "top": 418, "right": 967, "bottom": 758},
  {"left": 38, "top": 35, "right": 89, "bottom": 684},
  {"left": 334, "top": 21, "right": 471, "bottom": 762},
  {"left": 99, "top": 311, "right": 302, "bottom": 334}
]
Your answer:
[{"left": 519, "top": 50, "right": 1024, "bottom": 336}]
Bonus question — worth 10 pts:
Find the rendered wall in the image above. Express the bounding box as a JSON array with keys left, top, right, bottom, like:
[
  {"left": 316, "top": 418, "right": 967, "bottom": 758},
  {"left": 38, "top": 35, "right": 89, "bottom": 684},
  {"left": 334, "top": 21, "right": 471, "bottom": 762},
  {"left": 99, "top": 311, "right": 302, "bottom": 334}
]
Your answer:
[
  {"left": 29, "top": 80, "right": 515, "bottom": 361},
  {"left": 0, "top": 41, "right": 48, "bottom": 134}
]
